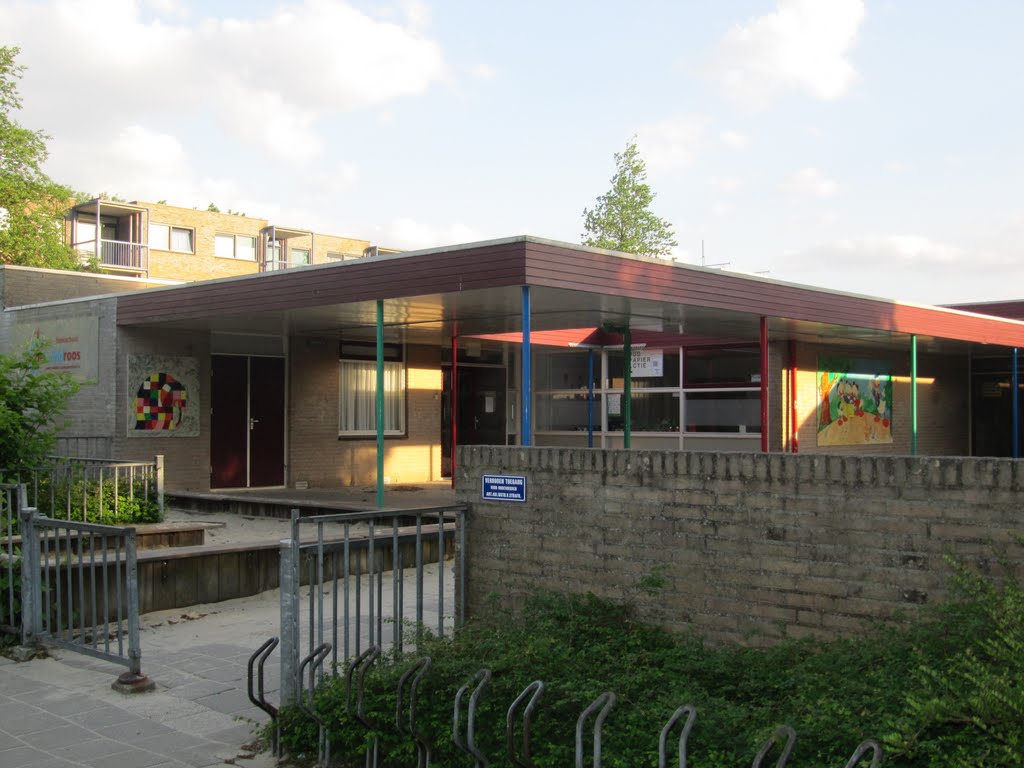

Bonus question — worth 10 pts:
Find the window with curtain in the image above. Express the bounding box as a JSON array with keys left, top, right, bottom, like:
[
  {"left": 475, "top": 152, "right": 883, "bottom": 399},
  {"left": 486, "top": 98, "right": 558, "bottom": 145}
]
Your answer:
[{"left": 338, "top": 360, "right": 405, "bottom": 435}]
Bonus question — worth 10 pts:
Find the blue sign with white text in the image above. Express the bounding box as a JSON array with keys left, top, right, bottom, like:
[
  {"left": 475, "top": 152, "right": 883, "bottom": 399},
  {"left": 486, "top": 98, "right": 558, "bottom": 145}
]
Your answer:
[{"left": 481, "top": 474, "right": 527, "bottom": 503}]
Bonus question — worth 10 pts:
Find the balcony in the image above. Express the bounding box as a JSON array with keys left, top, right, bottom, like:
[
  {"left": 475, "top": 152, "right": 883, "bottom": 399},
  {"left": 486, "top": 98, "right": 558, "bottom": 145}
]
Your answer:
[{"left": 74, "top": 239, "right": 149, "bottom": 274}]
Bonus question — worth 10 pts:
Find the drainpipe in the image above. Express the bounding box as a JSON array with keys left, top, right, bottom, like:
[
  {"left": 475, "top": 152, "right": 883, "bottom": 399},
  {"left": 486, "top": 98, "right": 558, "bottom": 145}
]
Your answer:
[
  {"left": 760, "top": 317, "right": 768, "bottom": 452},
  {"left": 623, "top": 327, "right": 632, "bottom": 449},
  {"left": 451, "top": 334, "right": 458, "bottom": 488},
  {"left": 587, "top": 349, "right": 594, "bottom": 448},
  {"left": 521, "top": 287, "right": 532, "bottom": 446},
  {"left": 1014, "top": 348, "right": 1019, "bottom": 459},
  {"left": 376, "top": 300, "right": 384, "bottom": 508},
  {"left": 911, "top": 335, "right": 918, "bottom": 456},
  {"left": 789, "top": 338, "right": 799, "bottom": 453}
]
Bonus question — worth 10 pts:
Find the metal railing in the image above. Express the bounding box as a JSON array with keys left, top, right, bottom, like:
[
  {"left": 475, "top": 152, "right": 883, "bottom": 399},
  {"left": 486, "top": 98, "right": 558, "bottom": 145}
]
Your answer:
[
  {"left": 0, "top": 483, "right": 27, "bottom": 634},
  {"left": 73, "top": 239, "right": 149, "bottom": 272},
  {"left": 5, "top": 455, "right": 164, "bottom": 525},
  {"left": 18, "top": 507, "right": 146, "bottom": 680},
  {"left": 278, "top": 504, "right": 467, "bottom": 705}
]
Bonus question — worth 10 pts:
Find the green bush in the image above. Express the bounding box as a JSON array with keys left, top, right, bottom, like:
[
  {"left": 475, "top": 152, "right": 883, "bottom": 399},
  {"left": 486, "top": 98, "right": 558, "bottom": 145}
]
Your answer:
[
  {"left": 34, "top": 476, "right": 161, "bottom": 526},
  {"left": 274, "top": 573, "right": 1022, "bottom": 768}
]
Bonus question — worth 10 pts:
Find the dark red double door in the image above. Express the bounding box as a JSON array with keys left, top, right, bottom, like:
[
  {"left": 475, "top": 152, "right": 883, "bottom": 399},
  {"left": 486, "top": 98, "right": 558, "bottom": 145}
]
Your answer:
[{"left": 211, "top": 355, "right": 285, "bottom": 488}]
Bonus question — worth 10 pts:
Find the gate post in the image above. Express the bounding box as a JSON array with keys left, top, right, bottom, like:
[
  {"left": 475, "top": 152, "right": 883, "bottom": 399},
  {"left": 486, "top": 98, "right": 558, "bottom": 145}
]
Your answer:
[
  {"left": 18, "top": 499, "right": 41, "bottom": 647},
  {"left": 113, "top": 528, "right": 155, "bottom": 693},
  {"left": 279, "top": 509, "right": 301, "bottom": 706},
  {"left": 154, "top": 455, "right": 165, "bottom": 521}
]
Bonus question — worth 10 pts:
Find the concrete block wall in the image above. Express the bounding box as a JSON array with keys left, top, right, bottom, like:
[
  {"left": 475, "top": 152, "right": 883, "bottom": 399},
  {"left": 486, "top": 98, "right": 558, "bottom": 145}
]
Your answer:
[
  {"left": 456, "top": 446, "right": 1024, "bottom": 645},
  {"left": 0, "top": 265, "right": 170, "bottom": 308}
]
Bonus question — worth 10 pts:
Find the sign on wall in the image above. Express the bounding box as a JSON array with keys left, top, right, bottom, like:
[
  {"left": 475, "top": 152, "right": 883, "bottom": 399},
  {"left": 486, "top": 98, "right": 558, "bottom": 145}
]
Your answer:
[
  {"left": 11, "top": 317, "right": 99, "bottom": 383},
  {"left": 631, "top": 348, "right": 663, "bottom": 377},
  {"left": 126, "top": 355, "right": 200, "bottom": 437},
  {"left": 816, "top": 356, "right": 893, "bottom": 446},
  {"left": 482, "top": 474, "right": 527, "bottom": 502}
]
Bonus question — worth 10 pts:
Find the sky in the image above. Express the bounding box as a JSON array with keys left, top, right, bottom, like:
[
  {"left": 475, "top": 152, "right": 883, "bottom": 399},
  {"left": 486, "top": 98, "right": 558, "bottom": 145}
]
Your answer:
[{"left": 1, "top": 0, "right": 1022, "bottom": 305}]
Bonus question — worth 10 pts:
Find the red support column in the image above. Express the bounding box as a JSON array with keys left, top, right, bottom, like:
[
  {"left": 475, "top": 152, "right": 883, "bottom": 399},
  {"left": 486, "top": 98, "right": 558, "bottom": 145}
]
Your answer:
[
  {"left": 789, "top": 338, "right": 799, "bottom": 453},
  {"left": 451, "top": 335, "right": 458, "bottom": 488}
]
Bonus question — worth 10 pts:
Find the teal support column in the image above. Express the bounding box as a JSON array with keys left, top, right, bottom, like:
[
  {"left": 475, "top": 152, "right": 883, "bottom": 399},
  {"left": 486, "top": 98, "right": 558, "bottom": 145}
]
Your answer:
[
  {"left": 623, "top": 327, "right": 632, "bottom": 449},
  {"left": 911, "top": 334, "right": 918, "bottom": 456},
  {"left": 376, "top": 300, "right": 384, "bottom": 508}
]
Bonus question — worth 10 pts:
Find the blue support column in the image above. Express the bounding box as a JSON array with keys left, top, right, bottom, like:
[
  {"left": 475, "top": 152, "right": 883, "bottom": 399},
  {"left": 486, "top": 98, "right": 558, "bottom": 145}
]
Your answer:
[
  {"left": 587, "top": 349, "right": 594, "bottom": 448},
  {"left": 1014, "top": 348, "right": 1020, "bottom": 459},
  {"left": 910, "top": 334, "right": 918, "bottom": 456},
  {"left": 521, "top": 286, "right": 531, "bottom": 446},
  {"left": 376, "top": 300, "right": 384, "bottom": 508}
]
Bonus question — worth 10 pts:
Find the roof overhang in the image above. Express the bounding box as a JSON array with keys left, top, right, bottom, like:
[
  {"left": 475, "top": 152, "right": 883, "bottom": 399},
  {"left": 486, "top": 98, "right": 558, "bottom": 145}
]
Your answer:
[
  {"left": 73, "top": 198, "right": 149, "bottom": 217},
  {"left": 112, "top": 235, "right": 1024, "bottom": 353}
]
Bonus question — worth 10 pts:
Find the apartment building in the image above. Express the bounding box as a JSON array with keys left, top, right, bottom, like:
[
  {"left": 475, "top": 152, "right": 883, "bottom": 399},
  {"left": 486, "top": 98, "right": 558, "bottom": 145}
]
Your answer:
[{"left": 65, "top": 198, "right": 395, "bottom": 281}]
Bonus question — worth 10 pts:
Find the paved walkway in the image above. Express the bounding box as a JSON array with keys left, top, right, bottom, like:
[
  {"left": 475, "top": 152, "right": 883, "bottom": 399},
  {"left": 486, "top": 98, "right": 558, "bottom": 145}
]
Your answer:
[
  {"left": 0, "top": 559, "right": 450, "bottom": 768},
  {"left": 0, "top": 592, "right": 280, "bottom": 768}
]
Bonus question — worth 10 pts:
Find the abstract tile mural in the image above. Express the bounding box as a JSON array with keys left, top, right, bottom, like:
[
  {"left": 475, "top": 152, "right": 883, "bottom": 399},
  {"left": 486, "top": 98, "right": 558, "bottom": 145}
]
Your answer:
[{"left": 127, "top": 355, "right": 200, "bottom": 437}]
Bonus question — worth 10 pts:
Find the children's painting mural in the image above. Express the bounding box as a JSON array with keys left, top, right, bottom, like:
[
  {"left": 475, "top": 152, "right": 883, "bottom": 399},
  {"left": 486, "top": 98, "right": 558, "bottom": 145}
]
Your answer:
[
  {"left": 127, "top": 355, "right": 200, "bottom": 437},
  {"left": 817, "top": 357, "right": 893, "bottom": 446}
]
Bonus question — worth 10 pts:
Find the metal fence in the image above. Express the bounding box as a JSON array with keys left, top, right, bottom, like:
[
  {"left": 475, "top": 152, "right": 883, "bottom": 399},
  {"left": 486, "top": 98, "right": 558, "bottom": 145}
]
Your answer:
[
  {"left": 278, "top": 504, "right": 467, "bottom": 705},
  {"left": 3, "top": 455, "right": 164, "bottom": 525},
  {"left": 19, "top": 506, "right": 147, "bottom": 680},
  {"left": 0, "top": 483, "right": 27, "bottom": 634}
]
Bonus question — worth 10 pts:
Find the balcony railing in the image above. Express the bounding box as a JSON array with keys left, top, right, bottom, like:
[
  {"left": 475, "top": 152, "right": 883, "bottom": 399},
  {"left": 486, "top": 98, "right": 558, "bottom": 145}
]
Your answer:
[{"left": 74, "top": 239, "right": 149, "bottom": 273}]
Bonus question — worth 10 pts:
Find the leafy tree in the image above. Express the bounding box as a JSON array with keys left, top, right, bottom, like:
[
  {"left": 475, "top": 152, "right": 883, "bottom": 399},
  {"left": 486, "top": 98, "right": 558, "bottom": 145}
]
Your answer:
[
  {"left": 0, "top": 46, "right": 78, "bottom": 270},
  {"left": 0, "top": 341, "right": 80, "bottom": 474},
  {"left": 582, "top": 139, "right": 678, "bottom": 257}
]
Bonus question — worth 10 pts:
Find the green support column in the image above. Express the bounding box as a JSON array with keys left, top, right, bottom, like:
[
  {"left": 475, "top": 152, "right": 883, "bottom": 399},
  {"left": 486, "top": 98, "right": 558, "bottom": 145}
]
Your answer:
[
  {"left": 911, "top": 334, "right": 918, "bottom": 456},
  {"left": 623, "top": 327, "right": 632, "bottom": 449},
  {"left": 376, "top": 300, "right": 385, "bottom": 508}
]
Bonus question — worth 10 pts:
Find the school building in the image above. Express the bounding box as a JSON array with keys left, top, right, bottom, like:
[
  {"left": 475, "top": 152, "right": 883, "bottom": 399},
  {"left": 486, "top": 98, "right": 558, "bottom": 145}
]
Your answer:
[{"left": 2, "top": 235, "right": 1024, "bottom": 492}]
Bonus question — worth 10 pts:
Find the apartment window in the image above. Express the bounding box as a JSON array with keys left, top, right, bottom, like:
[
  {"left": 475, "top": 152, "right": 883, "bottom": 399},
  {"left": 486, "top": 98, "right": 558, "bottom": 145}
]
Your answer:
[
  {"left": 149, "top": 223, "right": 194, "bottom": 253},
  {"left": 215, "top": 234, "right": 257, "bottom": 260},
  {"left": 326, "top": 251, "right": 361, "bottom": 262},
  {"left": 338, "top": 342, "right": 406, "bottom": 436},
  {"left": 291, "top": 248, "right": 311, "bottom": 266}
]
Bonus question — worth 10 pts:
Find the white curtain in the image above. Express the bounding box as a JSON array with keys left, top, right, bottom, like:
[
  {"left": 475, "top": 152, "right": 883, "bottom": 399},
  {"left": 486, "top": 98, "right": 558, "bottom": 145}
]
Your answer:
[{"left": 340, "top": 361, "right": 404, "bottom": 433}]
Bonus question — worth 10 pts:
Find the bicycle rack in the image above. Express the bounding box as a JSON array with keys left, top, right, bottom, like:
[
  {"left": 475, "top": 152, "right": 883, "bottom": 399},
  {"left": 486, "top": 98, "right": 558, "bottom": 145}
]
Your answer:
[
  {"left": 396, "top": 656, "right": 433, "bottom": 768},
  {"left": 246, "top": 637, "right": 280, "bottom": 756},
  {"left": 752, "top": 725, "right": 797, "bottom": 768},
  {"left": 453, "top": 668, "right": 492, "bottom": 768},
  {"left": 576, "top": 692, "right": 616, "bottom": 768},
  {"left": 346, "top": 645, "right": 382, "bottom": 768},
  {"left": 659, "top": 705, "right": 697, "bottom": 768},
  {"left": 843, "top": 739, "right": 883, "bottom": 767},
  {"left": 298, "top": 643, "right": 332, "bottom": 768},
  {"left": 506, "top": 680, "right": 545, "bottom": 768}
]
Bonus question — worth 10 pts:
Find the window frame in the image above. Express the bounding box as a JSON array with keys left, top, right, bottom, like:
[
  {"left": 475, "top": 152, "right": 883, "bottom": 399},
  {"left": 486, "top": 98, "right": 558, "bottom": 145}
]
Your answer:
[
  {"left": 215, "top": 233, "right": 257, "bottom": 260},
  {"left": 149, "top": 223, "right": 195, "bottom": 254},
  {"left": 337, "top": 342, "right": 407, "bottom": 438}
]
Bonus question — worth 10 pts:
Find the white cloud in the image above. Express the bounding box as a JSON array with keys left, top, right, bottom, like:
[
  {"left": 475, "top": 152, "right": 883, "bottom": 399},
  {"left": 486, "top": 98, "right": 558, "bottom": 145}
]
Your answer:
[
  {"left": 720, "top": 130, "right": 750, "bottom": 149},
  {"left": 711, "top": 0, "right": 864, "bottom": 109},
  {"left": 471, "top": 63, "right": 498, "bottom": 80},
  {"left": 710, "top": 175, "right": 744, "bottom": 192},
  {"left": 2, "top": 0, "right": 447, "bottom": 166},
  {"left": 636, "top": 116, "right": 708, "bottom": 174},
  {"left": 782, "top": 167, "right": 839, "bottom": 199},
  {"left": 379, "top": 218, "right": 483, "bottom": 250},
  {"left": 711, "top": 202, "right": 734, "bottom": 218}
]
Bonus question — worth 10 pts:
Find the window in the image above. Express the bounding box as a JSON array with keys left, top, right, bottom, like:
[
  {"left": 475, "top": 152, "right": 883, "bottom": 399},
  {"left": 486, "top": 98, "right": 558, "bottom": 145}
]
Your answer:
[
  {"left": 215, "top": 234, "right": 257, "bottom": 260},
  {"left": 149, "top": 223, "right": 194, "bottom": 253},
  {"left": 338, "top": 342, "right": 406, "bottom": 436},
  {"left": 291, "top": 248, "right": 311, "bottom": 266},
  {"left": 326, "top": 251, "right": 361, "bottom": 262}
]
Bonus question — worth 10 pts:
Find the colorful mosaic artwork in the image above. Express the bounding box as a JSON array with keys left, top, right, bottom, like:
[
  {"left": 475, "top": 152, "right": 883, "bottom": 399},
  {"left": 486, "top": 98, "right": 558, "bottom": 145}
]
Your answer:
[
  {"left": 126, "top": 355, "right": 200, "bottom": 437},
  {"left": 134, "top": 373, "right": 187, "bottom": 430}
]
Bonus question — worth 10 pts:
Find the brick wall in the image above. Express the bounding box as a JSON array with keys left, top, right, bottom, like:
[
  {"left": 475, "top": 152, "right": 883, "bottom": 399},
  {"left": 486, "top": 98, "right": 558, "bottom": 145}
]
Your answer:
[
  {"left": 288, "top": 340, "right": 444, "bottom": 487},
  {"left": 456, "top": 447, "right": 1023, "bottom": 645},
  {"left": 0, "top": 265, "right": 171, "bottom": 308}
]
